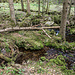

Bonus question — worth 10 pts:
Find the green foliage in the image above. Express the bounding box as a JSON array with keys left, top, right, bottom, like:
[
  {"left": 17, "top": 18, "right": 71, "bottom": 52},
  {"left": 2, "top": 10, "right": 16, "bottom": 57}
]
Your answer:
[
  {"left": 15, "top": 37, "right": 26, "bottom": 48},
  {"left": 5, "top": 47, "right": 11, "bottom": 53},
  {"left": 37, "top": 68, "right": 45, "bottom": 74},
  {"left": 46, "top": 59, "right": 48, "bottom": 62},
  {"left": 40, "top": 57, "right": 46, "bottom": 61},
  {"left": 49, "top": 55, "right": 74, "bottom": 75},
  {"left": 0, "top": 33, "right": 2, "bottom": 37},
  {"left": 63, "top": 69, "right": 74, "bottom": 75},
  {"left": 70, "top": 28, "right": 75, "bottom": 34},
  {"left": 0, "top": 71, "right": 3, "bottom": 75},
  {"left": 72, "top": 64, "right": 75, "bottom": 71},
  {"left": 0, "top": 48, "right": 1, "bottom": 53},
  {"left": 31, "top": 19, "right": 40, "bottom": 25},
  {"left": 54, "top": 15, "right": 61, "bottom": 24},
  {"left": 50, "top": 55, "right": 66, "bottom": 66},
  {"left": 50, "top": 29, "right": 56, "bottom": 35}
]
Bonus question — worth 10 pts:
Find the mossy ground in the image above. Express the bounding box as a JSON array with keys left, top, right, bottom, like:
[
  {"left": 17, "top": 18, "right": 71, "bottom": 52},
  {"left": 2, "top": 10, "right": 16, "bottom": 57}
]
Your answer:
[
  {"left": 0, "top": 3, "right": 75, "bottom": 75},
  {"left": 0, "top": 55, "right": 75, "bottom": 75},
  {"left": 0, "top": 29, "right": 75, "bottom": 54}
]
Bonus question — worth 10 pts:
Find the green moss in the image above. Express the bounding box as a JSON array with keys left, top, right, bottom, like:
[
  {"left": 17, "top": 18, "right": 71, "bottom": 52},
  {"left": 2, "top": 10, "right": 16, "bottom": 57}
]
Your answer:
[
  {"left": 0, "top": 48, "right": 1, "bottom": 53},
  {"left": 40, "top": 57, "right": 46, "bottom": 61},
  {"left": 54, "top": 15, "right": 61, "bottom": 24},
  {"left": 27, "top": 39, "right": 44, "bottom": 50},
  {"left": 70, "top": 28, "right": 75, "bottom": 34},
  {"left": 50, "top": 55, "right": 66, "bottom": 66},
  {"left": 31, "top": 19, "right": 40, "bottom": 25},
  {"left": 0, "top": 30, "right": 75, "bottom": 51}
]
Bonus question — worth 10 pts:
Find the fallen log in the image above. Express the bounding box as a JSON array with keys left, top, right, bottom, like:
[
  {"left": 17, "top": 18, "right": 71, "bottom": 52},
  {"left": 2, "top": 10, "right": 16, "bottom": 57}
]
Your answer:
[
  {"left": 0, "top": 52, "right": 25, "bottom": 63},
  {"left": 0, "top": 26, "right": 60, "bottom": 33},
  {"left": 0, "top": 53, "right": 12, "bottom": 62}
]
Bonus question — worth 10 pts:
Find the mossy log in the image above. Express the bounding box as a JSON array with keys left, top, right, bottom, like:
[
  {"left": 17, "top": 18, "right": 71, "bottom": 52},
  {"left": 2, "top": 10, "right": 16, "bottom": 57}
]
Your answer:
[
  {"left": 0, "top": 52, "right": 25, "bottom": 63},
  {"left": 0, "top": 26, "right": 60, "bottom": 33},
  {"left": 0, "top": 53, "right": 12, "bottom": 62}
]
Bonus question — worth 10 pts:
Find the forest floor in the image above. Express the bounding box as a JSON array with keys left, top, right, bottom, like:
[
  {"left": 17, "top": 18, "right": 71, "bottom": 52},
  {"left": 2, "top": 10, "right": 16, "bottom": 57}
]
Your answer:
[{"left": 0, "top": 3, "right": 75, "bottom": 75}]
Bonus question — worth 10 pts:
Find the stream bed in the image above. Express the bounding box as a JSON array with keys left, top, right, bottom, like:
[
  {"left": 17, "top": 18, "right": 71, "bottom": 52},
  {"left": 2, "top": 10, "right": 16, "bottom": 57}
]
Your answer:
[{"left": 17, "top": 46, "right": 75, "bottom": 71}]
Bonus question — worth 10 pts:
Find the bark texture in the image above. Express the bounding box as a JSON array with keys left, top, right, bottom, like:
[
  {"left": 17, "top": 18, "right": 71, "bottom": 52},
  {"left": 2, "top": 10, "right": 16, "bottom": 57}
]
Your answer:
[
  {"left": 74, "top": 0, "right": 75, "bottom": 25},
  {"left": 42, "top": 0, "right": 45, "bottom": 16},
  {"left": 21, "top": 0, "right": 24, "bottom": 11},
  {"left": 8, "top": 0, "right": 16, "bottom": 24},
  {"left": 27, "top": 0, "right": 31, "bottom": 15},
  {"left": 0, "top": 26, "right": 60, "bottom": 33},
  {"left": 60, "top": 0, "right": 69, "bottom": 41},
  {"left": 46, "top": 0, "right": 49, "bottom": 13},
  {"left": 38, "top": 0, "right": 40, "bottom": 14}
]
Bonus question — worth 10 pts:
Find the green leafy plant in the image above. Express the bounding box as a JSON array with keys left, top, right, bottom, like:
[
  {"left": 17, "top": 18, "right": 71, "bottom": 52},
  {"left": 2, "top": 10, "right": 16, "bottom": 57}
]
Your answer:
[{"left": 40, "top": 57, "right": 46, "bottom": 61}]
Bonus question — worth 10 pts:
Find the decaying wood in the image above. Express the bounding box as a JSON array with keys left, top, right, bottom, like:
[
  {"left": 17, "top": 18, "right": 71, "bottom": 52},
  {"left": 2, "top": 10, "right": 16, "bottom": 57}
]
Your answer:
[
  {"left": 0, "top": 53, "right": 12, "bottom": 62},
  {"left": 0, "top": 26, "right": 60, "bottom": 33},
  {"left": 0, "top": 51, "right": 25, "bottom": 63},
  {"left": 42, "top": 28, "right": 51, "bottom": 38}
]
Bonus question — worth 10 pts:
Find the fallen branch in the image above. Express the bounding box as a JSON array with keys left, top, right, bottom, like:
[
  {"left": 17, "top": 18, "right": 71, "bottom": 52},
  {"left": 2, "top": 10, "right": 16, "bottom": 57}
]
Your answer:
[
  {"left": 0, "top": 26, "right": 60, "bottom": 33},
  {"left": 0, "top": 53, "right": 12, "bottom": 62},
  {"left": 42, "top": 28, "right": 51, "bottom": 38}
]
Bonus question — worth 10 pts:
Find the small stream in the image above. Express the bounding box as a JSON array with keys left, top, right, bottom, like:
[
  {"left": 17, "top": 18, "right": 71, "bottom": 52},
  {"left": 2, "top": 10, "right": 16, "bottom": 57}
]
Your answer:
[{"left": 50, "top": 28, "right": 75, "bottom": 41}]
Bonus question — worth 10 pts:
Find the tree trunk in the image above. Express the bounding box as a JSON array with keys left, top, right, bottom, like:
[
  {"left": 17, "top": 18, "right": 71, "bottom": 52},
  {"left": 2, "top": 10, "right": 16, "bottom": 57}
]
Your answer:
[
  {"left": 8, "top": 0, "right": 16, "bottom": 25},
  {"left": 67, "top": 0, "right": 72, "bottom": 20},
  {"left": 74, "top": 0, "right": 75, "bottom": 25},
  {"left": 27, "top": 0, "right": 31, "bottom": 15},
  {"left": 46, "top": 0, "right": 49, "bottom": 13},
  {"left": 21, "top": 0, "right": 24, "bottom": 11},
  {"left": 42, "top": 0, "right": 45, "bottom": 16},
  {"left": 38, "top": 0, "right": 40, "bottom": 14},
  {"left": 0, "top": 0, "right": 2, "bottom": 3},
  {"left": 60, "top": 0, "right": 69, "bottom": 41}
]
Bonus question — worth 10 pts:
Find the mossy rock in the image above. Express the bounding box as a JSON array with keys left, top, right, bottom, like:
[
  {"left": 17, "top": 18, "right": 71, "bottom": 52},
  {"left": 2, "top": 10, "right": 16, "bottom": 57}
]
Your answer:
[{"left": 26, "top": 39, "right": 44, "bottom": 50}]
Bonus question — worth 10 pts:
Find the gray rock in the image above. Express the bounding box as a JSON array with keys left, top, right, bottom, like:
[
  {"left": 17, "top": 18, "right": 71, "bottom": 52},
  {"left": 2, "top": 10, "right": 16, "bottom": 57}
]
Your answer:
[
  {"left": 48, "top": 17, "right": 52, "bottom": 21},
  {"left": 45, "top": 21, "right": 54, "bottom": 26}
]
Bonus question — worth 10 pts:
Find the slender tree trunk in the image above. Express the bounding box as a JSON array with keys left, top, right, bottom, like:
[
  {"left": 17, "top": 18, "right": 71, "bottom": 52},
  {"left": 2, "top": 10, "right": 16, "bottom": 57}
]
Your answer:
[
  {"left": 42, "top": 0, "right": 45, "bottom": 16},
  {"left": 27, "top": 0, "right": 31, "bottom": 15},
  {"left": 8, "top": 0, "right": 16, "bottom": 24},
  {"left": 21, "top": 0, "right": 24, "bottom": 11},
  {"left": 0, "top": 0, "right": 2, "bottom": 3},
  {"left": 74, "top": 0, "right": 75, "bottom": 25},
  {"left": 60, "top": 0, "right": 69, "bottom": 41},
  {"left": 46, "top": 0, "right": 49, "bottom": 13},
  {"left": 67, "top": 0, "right": 72, "bottom": 20},
  {"left": 38, "top": 0, "right": 40, "bottom": 14}
]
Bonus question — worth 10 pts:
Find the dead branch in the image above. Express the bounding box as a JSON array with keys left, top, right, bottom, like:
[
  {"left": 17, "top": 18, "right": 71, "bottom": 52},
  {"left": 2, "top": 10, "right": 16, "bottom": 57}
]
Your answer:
[
  {"left": 42, "top": 28, "right": 51, "bottom": 38},
  {"left": 0, "top": 26, "right": 60, "bottom": 33}
]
